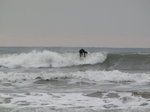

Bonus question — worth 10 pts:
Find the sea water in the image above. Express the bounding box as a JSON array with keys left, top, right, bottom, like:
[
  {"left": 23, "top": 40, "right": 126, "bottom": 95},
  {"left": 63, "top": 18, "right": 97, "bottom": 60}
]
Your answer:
[{"left": 0, "top": 47, "right": 150, "bottom": 112}]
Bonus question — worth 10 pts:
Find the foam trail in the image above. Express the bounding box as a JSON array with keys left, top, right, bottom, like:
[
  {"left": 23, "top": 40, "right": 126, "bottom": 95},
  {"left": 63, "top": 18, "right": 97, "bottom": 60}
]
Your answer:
[
  {"left": 0, "top": 70, "right": 150, "bottom": 84},
  {"left": 0, "top": 50, "right": 107, "bottom": 68}
]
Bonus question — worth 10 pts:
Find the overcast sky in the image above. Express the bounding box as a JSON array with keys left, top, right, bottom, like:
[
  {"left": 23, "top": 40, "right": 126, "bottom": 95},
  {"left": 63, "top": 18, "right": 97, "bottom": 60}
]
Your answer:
[{"left": 0, "top": 0, "right": 150, "bottom": 48}]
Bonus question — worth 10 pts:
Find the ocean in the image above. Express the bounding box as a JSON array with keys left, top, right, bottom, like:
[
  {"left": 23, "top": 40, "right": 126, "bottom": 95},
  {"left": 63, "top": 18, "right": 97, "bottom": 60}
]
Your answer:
[{"left": 0, "top": 47, "right": 150, "bottom": 112}]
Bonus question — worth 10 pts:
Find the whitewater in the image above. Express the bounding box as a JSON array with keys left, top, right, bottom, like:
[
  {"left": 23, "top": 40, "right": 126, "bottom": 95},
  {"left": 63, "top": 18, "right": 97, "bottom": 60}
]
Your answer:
[
  {"left": 0, "top": 50, "right": 107, "bottom": 68},
  {"left": 0, "top": 47, "right": 150, "bottom": 112}
]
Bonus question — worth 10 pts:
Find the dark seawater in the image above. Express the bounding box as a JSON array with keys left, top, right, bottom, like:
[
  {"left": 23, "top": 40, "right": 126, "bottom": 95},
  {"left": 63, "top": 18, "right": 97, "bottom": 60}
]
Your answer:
[{"left": 0, "top": 47, "right": 150, "bottom": 112}]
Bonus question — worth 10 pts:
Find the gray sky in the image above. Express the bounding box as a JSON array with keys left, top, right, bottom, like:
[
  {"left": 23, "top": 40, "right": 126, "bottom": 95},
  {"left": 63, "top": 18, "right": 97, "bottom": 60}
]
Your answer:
[{"left": 0, "top": 0, "right": 150, "bottom": 48}]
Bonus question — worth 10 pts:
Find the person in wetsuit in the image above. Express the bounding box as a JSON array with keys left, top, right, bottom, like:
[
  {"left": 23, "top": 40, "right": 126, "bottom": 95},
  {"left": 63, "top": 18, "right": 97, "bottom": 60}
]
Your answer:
[{"left": 79, "top": 49, "right": 88, "bottom": 57}]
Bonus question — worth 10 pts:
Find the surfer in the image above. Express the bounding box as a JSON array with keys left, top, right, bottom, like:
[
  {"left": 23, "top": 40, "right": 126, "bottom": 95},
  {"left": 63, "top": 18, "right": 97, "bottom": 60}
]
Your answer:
[{"left": 79, "top": 49, "right": 88, "bottom": 57}]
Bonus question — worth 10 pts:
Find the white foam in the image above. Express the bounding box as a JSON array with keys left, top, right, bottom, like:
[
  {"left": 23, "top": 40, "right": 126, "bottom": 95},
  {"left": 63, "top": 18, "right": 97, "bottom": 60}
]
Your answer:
[
  {"left": 0, "top": 91, "right": 149, "bottom": 110},
  {"left": 73, "top": 70, "right": 150, "bottom": 83},
  {"left": 0, "top": 50, "right": 107, "bottom": 68},
  {"left": 0, "top": 70, "right": 150, "bottom": 84}
]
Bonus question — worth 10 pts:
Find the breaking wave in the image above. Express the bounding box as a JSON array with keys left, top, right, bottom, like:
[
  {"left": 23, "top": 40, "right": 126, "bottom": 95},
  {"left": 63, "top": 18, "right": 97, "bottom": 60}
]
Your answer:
[
  {"left": 0, "top": 50, "right": 107, "bottom": 68},
  {"left": 0, "top": 50, "right": 150, "bottom": 70}
]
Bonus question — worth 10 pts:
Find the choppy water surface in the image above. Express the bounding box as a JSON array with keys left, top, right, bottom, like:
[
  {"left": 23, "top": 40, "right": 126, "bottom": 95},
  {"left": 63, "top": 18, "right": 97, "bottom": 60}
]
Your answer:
[{"left": 0, "top": 47, "right": 150, "bottom": 112}]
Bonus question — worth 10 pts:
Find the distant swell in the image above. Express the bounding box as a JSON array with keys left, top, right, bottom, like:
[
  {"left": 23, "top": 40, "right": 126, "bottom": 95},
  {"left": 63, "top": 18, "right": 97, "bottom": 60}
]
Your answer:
[{"left": 0, "top": 50, "right": 107, "bottom": 68}]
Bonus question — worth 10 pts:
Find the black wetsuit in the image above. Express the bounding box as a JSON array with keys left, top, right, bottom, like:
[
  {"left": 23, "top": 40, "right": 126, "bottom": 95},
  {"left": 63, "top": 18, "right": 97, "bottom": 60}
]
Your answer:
[{"left": 79, "top": 49, "right": 88, "bottom": 57}]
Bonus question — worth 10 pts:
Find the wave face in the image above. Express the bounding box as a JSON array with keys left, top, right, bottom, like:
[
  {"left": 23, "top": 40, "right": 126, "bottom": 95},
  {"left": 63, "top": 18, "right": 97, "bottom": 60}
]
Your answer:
[
  {"left": 0, "top": 50, "right": 107, "bottom": 68},
  {"left": 102, "top": 53, "right": 150, "bottom": 70}
]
